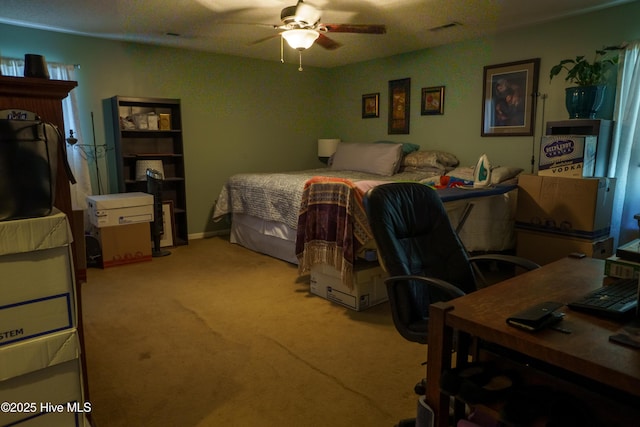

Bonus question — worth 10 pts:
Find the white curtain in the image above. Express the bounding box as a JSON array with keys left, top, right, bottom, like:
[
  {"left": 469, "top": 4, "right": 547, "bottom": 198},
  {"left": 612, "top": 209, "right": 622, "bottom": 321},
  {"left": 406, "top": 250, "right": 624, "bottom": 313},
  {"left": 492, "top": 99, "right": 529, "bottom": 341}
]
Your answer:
[
  {"left": 1, "top": 57, "right": 93, "bottom": 210},
  {"left": 608, "top": 41, "right": 640, "bottom": 246}
]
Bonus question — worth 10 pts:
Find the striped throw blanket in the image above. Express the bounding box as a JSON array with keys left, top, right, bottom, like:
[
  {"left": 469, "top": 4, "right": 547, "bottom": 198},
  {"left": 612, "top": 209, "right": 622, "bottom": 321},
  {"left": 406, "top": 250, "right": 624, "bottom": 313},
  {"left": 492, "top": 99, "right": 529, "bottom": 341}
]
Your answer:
[{"left": 295, "top": 176, "right": 373, "bottom": 289}]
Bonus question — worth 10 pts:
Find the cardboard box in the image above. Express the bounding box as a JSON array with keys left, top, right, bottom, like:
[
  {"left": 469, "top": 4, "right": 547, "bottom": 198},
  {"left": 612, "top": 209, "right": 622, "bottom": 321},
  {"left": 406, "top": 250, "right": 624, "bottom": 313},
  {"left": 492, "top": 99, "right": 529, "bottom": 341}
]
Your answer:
[
  {"left": 0, "top": 329, "right": 86, "bottom": 426},
  {"left": 538, "top": 135, "right": 597, "bottom": 177},
  {"left": 516, "top": 229, "right": 613, "bottom": 266},
  {"left": 159, "top": 113, "right": 171, "bottom": 130},
  {"left": 310, "top": 263, "right": 388, "bottom": 311},
  {"left": 516, "top": 174, "right": 615, "bottom": 240},
  {"left": 94, "top": 222, "right": 152, "bottom": 268},
  {"left": 0, "top": 211, "right": 76, "bottom": 347},
  {"left": 604, "top": 256, "right": 640, "bottom": 279},
  {"left": 87, "top": 192, "right": 153, "bottom": 228}
]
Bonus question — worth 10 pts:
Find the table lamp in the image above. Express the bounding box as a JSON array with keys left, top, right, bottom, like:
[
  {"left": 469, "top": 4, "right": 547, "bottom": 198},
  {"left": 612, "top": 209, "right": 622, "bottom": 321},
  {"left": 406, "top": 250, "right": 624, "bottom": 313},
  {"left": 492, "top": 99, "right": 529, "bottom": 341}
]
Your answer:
[{"left": 317, "top": 138, "right": 340, "bottom": 163}]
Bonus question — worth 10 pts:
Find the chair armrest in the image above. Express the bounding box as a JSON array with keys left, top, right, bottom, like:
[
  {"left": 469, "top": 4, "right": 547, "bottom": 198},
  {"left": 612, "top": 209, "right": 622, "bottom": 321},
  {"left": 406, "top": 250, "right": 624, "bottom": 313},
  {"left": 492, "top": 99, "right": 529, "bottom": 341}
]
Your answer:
[
  {"left": 384, "top": 274, "right": 467, "bottom": 299},
  {"left": 469, "top": 254, "right": 540, "bottom": 271}
]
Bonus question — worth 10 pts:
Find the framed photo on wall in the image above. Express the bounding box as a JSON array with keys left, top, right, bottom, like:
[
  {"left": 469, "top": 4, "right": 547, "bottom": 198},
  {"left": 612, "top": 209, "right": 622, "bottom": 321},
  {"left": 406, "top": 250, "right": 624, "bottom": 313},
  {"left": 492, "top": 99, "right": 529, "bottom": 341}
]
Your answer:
[
  {"left": 362, "top": 93, "right": 380, "bottom": 118},
  {"left": 421, "top": 86, "right": 445, "bottom": 115},
  {"left": 388, "top": 78, "right": 410, "bottom": 134},
  {"left": 160, "top": 200, "right": 176, "bottom": 248},
  {"left": 481, "top": 58, "right": 540, "bottom": 136}
]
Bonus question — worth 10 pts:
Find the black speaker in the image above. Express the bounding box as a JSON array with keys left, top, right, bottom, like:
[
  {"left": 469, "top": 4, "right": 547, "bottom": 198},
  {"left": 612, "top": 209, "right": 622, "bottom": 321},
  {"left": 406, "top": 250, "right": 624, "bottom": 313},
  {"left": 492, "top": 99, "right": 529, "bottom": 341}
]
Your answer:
[
  {"left": 85, "top": 234, "right": 102, "bottom": 268},
  {"left": 146, "top": 168, "right": 171, "bottom": 257}
]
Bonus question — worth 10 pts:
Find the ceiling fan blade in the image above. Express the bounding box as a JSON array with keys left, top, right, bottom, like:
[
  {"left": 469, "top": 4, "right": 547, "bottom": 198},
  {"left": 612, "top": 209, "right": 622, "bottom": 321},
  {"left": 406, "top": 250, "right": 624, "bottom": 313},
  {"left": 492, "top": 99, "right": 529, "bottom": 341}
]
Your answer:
[
  {"left": 316, "top": 33, "right": 342, "bottom": 50},
  {"left": 248, "top": 33, "right": 281, "bottom": 46},
  {"left": 322, "top": 24, "right": 386, "bottom": 34}
]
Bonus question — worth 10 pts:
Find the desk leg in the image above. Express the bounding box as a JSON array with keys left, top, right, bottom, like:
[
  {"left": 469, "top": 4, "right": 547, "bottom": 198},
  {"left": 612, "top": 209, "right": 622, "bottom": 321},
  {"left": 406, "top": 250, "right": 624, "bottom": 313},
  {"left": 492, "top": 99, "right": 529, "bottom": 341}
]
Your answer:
[{"left": 426, "top": 302, "right": 455, "bottom": 427}]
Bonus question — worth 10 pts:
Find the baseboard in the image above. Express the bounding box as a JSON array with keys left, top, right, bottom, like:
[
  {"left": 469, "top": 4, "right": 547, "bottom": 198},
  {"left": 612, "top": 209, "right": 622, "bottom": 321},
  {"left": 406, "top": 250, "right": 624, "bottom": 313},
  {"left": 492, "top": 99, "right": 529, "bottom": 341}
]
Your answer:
[{"left": 188, "top": 229, "right": 230, "bottom": 240}]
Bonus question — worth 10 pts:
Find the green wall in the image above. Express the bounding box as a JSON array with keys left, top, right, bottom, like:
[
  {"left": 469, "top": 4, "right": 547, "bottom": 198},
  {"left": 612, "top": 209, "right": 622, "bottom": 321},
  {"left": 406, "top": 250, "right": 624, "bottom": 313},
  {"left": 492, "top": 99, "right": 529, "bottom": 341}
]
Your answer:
[
  {"left": 326, "top": 1, "right": 640, "bottom": 172},
  {"left": 0, "top": 25, "right": 330, "bottom": 236},
  {"left": 1, "top": 1, "right": 639, "bottom": 237}
]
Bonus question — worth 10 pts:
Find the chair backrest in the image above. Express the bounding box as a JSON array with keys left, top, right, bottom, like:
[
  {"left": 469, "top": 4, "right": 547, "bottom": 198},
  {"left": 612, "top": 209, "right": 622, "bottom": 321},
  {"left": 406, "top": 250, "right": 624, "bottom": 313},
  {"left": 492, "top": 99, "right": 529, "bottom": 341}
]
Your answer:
[{"left": 365, "top": 182, "right": 477, "bottom": 343}]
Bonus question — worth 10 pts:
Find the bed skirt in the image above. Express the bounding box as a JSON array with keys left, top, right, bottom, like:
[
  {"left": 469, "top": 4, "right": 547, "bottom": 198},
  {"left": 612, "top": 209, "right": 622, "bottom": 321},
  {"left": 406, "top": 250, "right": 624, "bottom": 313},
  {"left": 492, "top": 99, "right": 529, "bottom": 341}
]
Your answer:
[
  {"left": 229, "top": 187, "right": 518, "bottom": 264},
  {"left": 230, "top": 213, "right": 298, "bottom": 264}
]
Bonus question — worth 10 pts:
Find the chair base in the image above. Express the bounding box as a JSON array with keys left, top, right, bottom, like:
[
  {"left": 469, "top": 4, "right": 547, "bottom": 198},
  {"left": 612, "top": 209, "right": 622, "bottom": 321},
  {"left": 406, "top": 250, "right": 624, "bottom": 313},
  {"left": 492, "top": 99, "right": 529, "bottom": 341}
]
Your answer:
[{"left": 395, "top": 418, "right": 416, "bottom": 427}]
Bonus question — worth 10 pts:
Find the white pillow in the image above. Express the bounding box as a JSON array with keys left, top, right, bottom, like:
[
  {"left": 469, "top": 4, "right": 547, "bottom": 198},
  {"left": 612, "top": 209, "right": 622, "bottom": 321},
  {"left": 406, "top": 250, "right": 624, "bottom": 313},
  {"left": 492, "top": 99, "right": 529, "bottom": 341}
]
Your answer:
[
  {"left": 330, "top": 142, "right": 403, "bottom": 176},
  {"left": 491, "top": 166, "right": 523, "bottom": 184}
]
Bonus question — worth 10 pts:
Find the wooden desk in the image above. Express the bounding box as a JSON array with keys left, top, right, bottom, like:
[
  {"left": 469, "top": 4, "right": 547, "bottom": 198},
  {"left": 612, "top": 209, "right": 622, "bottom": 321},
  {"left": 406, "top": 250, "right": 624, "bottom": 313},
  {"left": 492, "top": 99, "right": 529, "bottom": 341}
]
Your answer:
[{"left": 426, "top": 257, "right": 640, "bottom": 426}]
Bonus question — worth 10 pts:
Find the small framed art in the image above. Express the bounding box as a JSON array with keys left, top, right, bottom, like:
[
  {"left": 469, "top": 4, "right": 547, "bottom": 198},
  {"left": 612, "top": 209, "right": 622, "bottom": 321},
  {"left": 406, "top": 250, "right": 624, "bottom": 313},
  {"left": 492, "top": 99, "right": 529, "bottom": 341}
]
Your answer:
[
  {"left": 421, "top": 86, "right": 445, "bottom": 115},
  {"left": 481, "top": 58, "right": 540, "bottom": 136},
  {"left": 362, "top": 93, "right": 380, "bottom": 118}
]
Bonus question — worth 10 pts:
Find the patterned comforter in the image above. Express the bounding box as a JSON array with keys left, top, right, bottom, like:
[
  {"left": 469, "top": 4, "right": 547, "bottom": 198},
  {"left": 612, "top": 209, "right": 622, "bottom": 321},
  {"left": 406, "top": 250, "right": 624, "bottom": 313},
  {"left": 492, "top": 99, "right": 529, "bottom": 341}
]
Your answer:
[{"left": 212, "top": 168, "right": 437, "bottom": 229}]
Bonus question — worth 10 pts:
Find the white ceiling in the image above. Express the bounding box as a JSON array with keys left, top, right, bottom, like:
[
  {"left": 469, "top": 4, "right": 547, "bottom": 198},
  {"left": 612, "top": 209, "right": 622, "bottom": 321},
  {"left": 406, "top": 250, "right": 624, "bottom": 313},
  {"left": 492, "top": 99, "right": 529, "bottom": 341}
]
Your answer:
[{"left": 0, "top": 0, "right": 633, "bottom": 68}]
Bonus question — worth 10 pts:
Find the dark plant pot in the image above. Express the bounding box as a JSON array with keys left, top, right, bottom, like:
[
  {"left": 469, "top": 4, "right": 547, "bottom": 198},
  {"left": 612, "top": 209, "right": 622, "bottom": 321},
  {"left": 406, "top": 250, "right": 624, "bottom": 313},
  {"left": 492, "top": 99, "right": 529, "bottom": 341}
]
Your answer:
[{"left": 565, "top": 85, "right": 605, "bottom": 119}]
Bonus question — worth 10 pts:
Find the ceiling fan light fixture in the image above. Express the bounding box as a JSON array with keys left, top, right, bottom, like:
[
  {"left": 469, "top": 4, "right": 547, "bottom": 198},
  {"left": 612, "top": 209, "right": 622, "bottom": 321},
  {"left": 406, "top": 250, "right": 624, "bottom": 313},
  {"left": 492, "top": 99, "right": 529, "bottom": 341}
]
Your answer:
[{"left": 282, "top": 29, "right": 319, "bottom": 50}]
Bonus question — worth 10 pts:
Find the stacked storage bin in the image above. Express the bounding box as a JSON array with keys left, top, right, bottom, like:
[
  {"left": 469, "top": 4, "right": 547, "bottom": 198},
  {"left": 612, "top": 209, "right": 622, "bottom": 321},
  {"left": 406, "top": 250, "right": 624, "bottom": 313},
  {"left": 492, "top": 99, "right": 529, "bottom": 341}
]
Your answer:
[{"left": 0, "top": 210, "right": 88, "bottom": 426}]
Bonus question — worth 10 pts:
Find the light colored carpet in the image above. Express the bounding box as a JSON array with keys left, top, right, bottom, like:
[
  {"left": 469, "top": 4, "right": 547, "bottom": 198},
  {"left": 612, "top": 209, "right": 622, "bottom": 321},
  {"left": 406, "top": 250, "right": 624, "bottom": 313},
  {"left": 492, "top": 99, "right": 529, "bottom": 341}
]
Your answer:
[{"left": 81, "top": 236, "right": 427, "bottom": 426}]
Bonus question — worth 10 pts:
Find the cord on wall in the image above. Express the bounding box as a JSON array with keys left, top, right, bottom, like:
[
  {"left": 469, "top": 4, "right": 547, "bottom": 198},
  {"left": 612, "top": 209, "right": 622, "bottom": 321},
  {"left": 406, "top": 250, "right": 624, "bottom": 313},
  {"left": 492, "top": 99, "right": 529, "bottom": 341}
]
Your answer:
[
  {"left": 531, "top": 92, "right": 548, "bottom": 174},
  {"left": 91, "top": 112, "right": 104, "bottom": 195}
]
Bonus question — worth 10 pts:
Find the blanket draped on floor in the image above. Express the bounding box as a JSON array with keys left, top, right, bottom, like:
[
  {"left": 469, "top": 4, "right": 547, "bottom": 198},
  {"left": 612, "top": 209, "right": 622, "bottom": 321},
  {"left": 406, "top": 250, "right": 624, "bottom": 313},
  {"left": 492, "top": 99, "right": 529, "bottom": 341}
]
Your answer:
[{"left": 296, "top": 177, "right": 373, "bottom": 289}]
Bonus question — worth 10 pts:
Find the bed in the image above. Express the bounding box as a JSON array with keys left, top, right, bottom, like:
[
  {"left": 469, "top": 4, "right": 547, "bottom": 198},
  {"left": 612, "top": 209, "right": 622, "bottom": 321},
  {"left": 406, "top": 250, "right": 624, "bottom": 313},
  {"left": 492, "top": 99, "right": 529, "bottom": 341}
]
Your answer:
[{"left": 213, "top": 143, "right": 522, "bottom": 288}]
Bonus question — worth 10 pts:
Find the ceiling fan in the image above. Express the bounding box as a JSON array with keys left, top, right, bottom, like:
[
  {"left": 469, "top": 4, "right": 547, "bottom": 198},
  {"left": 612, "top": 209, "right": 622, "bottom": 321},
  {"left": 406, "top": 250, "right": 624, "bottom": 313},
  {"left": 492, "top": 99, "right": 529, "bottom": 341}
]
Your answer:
[{"left": 252, "top": 0, "right": 386, "bottom": 70}]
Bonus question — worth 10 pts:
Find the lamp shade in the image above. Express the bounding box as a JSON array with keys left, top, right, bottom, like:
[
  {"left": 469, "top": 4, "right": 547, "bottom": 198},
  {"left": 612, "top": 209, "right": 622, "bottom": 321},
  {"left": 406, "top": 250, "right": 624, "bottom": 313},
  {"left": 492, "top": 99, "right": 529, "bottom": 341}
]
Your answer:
[
  {"left": 136, "top": 160, "right": 164, "bottom": 181},
  {"left": 317, "top": 138, "right": 340, "bottom": 162},
  {"left": 282, "top": 29, "right": 319, "bottom": 50}
]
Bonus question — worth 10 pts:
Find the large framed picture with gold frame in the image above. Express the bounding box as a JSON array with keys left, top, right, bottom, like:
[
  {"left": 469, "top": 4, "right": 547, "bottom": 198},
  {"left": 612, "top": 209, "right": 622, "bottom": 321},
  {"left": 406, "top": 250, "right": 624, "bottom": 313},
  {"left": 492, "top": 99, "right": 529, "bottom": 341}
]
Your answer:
[{"left": 481, "top": 58, "right": 540, "bottom": 136}]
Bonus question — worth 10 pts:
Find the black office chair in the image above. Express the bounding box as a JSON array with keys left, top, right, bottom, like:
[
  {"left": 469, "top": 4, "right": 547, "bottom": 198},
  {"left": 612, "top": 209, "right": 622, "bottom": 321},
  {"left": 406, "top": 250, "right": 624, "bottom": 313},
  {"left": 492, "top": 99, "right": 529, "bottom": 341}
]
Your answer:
[{"left": 364, "top": 182, "right": 540, "bottom": 408}]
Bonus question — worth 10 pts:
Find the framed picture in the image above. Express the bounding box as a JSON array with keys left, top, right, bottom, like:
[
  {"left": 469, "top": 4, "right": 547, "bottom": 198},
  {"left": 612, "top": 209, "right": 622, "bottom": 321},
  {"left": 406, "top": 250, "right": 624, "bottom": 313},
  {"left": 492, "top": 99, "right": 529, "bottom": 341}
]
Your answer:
[
  {"left": 388, "top": 78, "right": 410, "bottom": 134},
  {"left": 421, "top": 86, "right": 445, "bottom": 115},
  {"left": 481, "top": 58, "right": 540, "bottom": 136},
  {"left": 160, "top": 200, "right": 176, "bottom": 247},
  {"left": 362, "top": 93, "right": 379, "bottom": 118}
]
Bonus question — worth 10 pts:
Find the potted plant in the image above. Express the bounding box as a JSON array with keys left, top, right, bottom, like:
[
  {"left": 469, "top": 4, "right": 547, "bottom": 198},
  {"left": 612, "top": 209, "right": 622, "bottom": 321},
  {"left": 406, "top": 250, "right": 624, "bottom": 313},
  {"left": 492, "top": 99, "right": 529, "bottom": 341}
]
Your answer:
[{"left": 549, "top": 46, "right": 622, "bottom": 119}]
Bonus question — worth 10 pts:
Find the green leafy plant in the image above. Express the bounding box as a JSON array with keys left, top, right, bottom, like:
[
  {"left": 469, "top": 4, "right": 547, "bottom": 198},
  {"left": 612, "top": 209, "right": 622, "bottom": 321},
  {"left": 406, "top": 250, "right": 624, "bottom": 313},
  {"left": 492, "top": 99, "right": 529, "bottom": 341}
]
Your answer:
[{"left": 549, "top": 46, "right": 623, "bottom": 86}]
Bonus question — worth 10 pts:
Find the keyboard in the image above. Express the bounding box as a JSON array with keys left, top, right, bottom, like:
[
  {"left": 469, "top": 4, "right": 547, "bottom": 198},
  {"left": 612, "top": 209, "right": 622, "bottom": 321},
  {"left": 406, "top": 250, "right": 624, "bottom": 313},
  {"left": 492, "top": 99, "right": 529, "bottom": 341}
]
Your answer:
[{"left": 568, "top": 278, "right": 639, "bottom": 318}]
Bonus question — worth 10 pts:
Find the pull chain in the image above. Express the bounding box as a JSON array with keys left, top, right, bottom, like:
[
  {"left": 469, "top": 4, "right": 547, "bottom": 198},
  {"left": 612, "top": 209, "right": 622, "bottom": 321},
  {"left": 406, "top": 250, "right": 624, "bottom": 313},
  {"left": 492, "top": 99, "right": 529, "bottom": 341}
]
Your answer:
[
  {"left": 298, "top": 50, "right": 303, "bottom": 71},
  {"left": 280, "top": 36, "right": 284, "bottom": 63}
]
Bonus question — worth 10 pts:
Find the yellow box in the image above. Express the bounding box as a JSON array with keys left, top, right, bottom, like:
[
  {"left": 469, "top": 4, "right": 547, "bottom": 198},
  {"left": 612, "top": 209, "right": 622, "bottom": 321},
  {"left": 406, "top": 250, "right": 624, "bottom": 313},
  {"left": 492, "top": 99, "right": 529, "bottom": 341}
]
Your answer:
[{"left": 159, "top": 113, "right": 171, "bottom": 130}]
